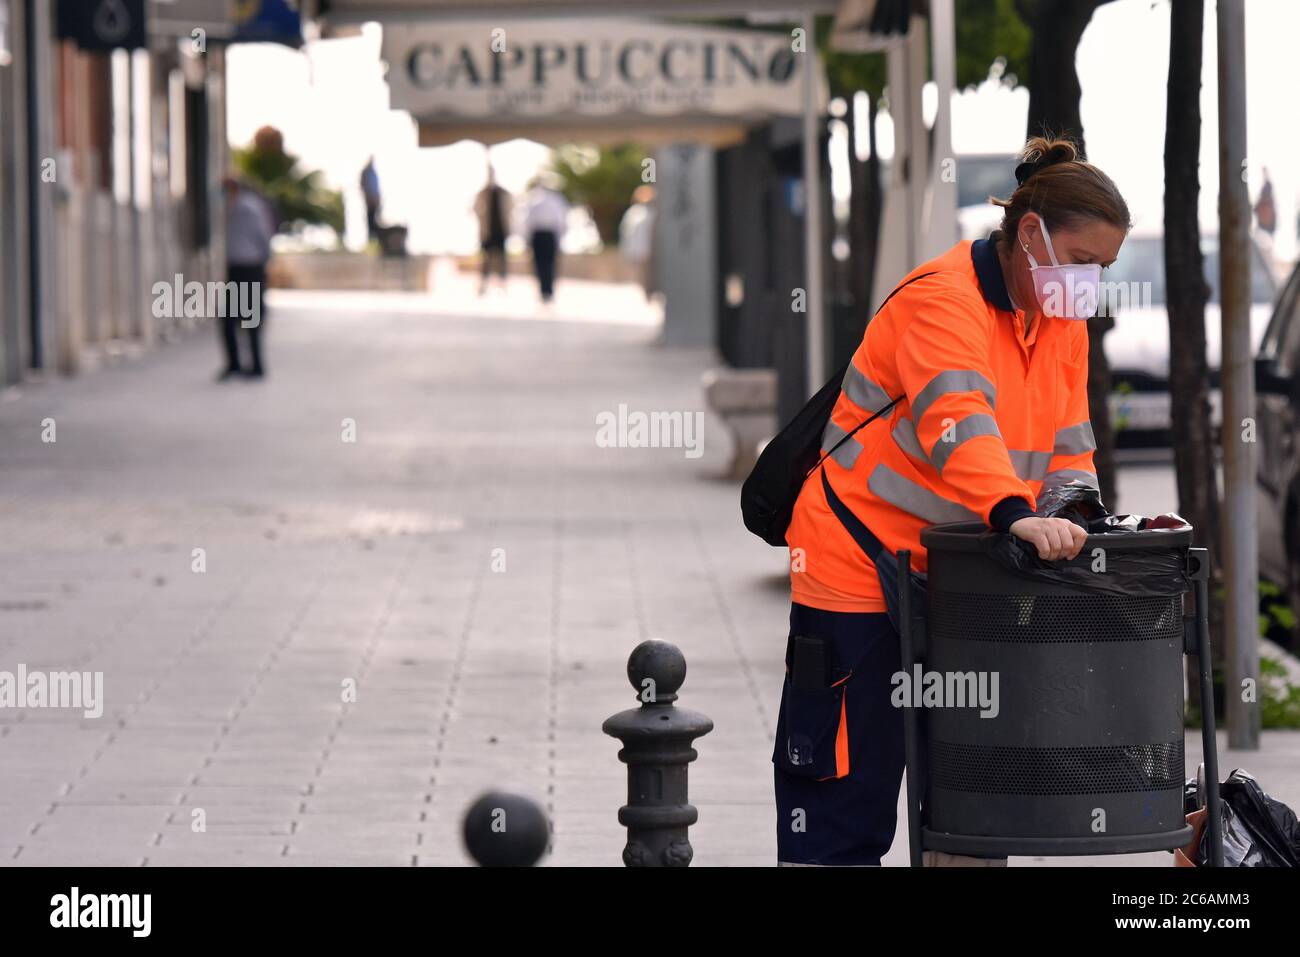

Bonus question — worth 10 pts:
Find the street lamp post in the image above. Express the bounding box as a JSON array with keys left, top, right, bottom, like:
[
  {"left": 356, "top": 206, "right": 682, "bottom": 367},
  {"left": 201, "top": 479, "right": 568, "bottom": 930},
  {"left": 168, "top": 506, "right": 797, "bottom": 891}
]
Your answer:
[{"left": 1216, "top": 0, "right": 1260, "bottom": 751}]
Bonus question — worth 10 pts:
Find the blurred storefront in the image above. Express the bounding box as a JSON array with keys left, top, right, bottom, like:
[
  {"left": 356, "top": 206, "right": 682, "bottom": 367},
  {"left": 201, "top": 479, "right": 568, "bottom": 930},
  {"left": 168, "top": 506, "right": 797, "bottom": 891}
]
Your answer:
[
  {"left": 377, "top": 13, "right": 827, "bottom": 357},
  {"left": 3, "top": 0, "right": 952, "bottom": 411},
  {"left": 0, "top": 0, "right": 234, "bottom": 386},
  {"left": 332, "top": 0, "right": 956, "bottom": 415}
]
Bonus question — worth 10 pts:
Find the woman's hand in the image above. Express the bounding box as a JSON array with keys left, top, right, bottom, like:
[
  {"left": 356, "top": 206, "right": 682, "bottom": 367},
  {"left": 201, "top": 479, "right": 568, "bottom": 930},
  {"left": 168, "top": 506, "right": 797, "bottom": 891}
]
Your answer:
[{"left": 1008, "top": 516, "right": 1088, "bottom": 561}]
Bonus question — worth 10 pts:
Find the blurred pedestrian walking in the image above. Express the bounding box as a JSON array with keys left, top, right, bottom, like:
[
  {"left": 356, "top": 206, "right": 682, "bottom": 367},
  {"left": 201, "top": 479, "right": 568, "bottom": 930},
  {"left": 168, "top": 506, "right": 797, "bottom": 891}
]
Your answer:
[
  {"left": 219, "top": 177, "right": 275, "bottom": 381},
  {"left": 475, "top": 169, "right": 511, "bottom": 295},
  {"left": 1254, "top": 168, "right": 1276, "bottom": 236},
  {"left": 361, "top": 156, "right": 382, "bottom": 243},
  {"left": 618, "top": 184, "right": 658, "bottom": 303},
  {"left": 1253, "top": 168, "right": 1277, "bottom": 264},
  {"left": 524, "top": 178, "right": 569, "bottom": 303}
]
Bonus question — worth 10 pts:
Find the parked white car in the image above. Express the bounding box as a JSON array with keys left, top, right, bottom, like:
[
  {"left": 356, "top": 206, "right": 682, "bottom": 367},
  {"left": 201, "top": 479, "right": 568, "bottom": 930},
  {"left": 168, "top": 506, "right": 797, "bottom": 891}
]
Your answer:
[
  {"left": 955, "top": 153, "right": 1018, "bottom": 242},
  {"left": 1101, "top": 230, "right": 1277, "bottom": 442}
]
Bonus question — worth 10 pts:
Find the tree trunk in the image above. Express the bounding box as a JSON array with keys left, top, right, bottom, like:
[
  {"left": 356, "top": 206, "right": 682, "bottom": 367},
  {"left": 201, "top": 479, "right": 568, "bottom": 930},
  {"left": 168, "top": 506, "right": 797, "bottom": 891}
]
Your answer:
[
  {"left": 1085, "top": 316, "right": 1118, "bottom": 509},
  {"left": 1164, "top": 0, "right": 1225, "bottom": 716},
  {"left": 1021, "top": 0, "right": 1120, "bottom": 509},
  {"left": 1024, "top": 0, "right": 1100, "bottom": 147}
]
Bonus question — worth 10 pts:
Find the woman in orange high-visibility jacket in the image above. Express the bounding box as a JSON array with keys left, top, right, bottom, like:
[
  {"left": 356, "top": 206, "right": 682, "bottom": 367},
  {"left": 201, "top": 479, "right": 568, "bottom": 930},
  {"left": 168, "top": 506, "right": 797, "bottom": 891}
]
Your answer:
[{"left": 773, "top": 137, "right": 1132, "bottom": 866}]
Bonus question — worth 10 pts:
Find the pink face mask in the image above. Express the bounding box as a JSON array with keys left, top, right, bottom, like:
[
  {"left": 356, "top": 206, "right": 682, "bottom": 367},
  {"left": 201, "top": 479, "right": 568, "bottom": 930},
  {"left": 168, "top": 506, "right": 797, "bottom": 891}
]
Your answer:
[{"left": 1026, "top": 218, "right": 1102, "bottom": 320}]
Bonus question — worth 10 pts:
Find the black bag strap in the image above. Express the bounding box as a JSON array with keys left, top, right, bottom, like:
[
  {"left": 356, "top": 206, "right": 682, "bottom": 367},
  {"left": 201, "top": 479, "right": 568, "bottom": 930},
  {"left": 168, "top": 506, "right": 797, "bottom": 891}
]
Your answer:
[
  {"left": 805, "top": 270, "right": 939, "bottom": 479},
  {"left": 821, "top": 467, "right": 885, "bottom": 564},
  {"left": 810, "top": 396, "right": 901, "bottom": 478}
]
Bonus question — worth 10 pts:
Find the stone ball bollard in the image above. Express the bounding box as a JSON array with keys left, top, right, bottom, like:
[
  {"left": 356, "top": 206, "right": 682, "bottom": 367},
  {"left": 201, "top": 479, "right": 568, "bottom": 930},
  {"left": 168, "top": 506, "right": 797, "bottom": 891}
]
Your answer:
[
  {"left": 461, "top": 790, "right": 550, "bottom": 867},
  {"left": 602, "top": 639, "right": 714, "bottom": 867}
]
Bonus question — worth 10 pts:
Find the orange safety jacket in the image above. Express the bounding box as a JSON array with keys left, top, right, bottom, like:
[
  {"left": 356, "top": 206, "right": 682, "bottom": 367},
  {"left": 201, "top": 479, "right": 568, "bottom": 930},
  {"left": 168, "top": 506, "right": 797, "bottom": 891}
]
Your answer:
[{"left": 787, "top": 235, "right": 1098, "bottom": 613}]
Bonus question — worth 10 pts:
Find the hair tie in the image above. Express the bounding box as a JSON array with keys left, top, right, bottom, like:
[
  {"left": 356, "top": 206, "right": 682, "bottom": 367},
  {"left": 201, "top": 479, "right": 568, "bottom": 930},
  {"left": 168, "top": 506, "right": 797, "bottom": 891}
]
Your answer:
[{"left": 1014, "top": 160, "right": 1046, "bottom": 186}]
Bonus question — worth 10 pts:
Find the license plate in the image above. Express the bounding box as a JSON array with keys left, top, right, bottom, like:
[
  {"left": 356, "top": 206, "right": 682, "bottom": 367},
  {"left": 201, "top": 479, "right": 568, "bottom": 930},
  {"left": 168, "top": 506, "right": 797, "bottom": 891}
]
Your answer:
[{"left": 1110, "top": 392, "right": 1170, "bottom": 431}]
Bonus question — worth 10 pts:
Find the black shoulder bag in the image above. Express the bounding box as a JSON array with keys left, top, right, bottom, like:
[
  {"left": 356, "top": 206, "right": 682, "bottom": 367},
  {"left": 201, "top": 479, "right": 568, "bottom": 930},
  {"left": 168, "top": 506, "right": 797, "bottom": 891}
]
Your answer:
[{"left": 739, "top": 272, "right": 937, "bottom": 547}]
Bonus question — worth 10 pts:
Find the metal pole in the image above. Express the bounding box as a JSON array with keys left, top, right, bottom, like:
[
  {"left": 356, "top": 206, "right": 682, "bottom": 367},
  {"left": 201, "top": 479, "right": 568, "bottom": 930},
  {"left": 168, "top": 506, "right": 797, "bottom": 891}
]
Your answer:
[
  {"left": 923, "top": 0, "right": 958, "bottom": 260},
  {"left": 802, "top": 10, "right": 824, "bottom": 396},
  {"left": 1215, "top": 0, "right": 1260, "bottom": 750},
  {"left": 898, "top": 548, "right": 923, "bottom": 867},
  {"left": 1194, "top": 569, "right": 1225, "bottom": 867}
]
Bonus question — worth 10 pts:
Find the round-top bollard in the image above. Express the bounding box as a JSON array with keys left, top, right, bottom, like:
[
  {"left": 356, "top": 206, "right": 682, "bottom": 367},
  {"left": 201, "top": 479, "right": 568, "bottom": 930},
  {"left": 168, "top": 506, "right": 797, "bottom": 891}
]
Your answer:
[
  {"left": 461, "top": 791, "right": 550, "bottom": 867},
  {"left": 602, "top": 640, "right": 713, "bottom": 867}
]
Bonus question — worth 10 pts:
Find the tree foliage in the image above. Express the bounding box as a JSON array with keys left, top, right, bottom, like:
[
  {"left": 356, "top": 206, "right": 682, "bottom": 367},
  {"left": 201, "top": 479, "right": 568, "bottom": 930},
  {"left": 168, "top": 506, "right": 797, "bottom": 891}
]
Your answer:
[
  {"left": 231, "top": 125, "right": 345, "bottom": 237},
  {"left": 819, "top": 0, "right": 1032, "bottom": 103},
  {"left": 545, "top": 143, "right": 648, "bottom": 248}
]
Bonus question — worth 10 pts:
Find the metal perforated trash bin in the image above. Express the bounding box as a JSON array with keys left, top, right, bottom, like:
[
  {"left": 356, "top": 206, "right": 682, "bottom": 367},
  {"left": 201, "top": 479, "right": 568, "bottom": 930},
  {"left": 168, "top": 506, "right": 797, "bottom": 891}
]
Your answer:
[{"left": 902, "top": 521, "right": 1222, "bottom": 860}]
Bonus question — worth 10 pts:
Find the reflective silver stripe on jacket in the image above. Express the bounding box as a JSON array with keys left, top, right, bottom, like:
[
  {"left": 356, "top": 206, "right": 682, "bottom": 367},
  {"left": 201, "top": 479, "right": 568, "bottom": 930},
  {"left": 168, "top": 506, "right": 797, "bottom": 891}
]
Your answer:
[
  {"left": 911, "top": 369, "right": 997, "bottom": 427},
  {"left": 1007, "top": 449, "right": 1054, "bottom": 483},
  {"left": 1053, "top": 420, "right": 1097, "bottom": 457},
  {"left": 897, "top": 413, "right": 1056, "bottom": 484},
  {"left": 842, "top": 363, "right": 892, "bottom": 412},
  {"left": 891, "top": 416, "right": 928, "bottom": 462},
  {"left": 929, "top": 413, "right": 1002, "bottom": 475},
  {"left": 899, "top": 414, "right": 1050, "bottom": 483},
  {"left": 867, "top": 463, "right": 981, "bottom": 524},
  {"left": 1041, "top": 468, "right": 1099, "bottom": 490},
  {"left": 821, "top": 420, "right": 864, "bottom": 469}
]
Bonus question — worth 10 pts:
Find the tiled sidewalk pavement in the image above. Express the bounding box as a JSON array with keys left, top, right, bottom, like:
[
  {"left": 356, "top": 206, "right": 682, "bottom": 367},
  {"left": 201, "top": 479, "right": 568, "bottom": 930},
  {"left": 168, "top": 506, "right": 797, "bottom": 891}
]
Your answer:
[{"left": 0, "top": 281, "right": 1295, "bottom": 867}]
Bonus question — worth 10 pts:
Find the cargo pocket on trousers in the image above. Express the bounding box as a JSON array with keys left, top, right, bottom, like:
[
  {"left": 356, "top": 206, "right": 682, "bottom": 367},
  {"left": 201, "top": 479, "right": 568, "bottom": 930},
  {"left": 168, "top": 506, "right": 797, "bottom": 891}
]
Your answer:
[{"left": 772, "top": 642, "right": 852, "bottom": 780}]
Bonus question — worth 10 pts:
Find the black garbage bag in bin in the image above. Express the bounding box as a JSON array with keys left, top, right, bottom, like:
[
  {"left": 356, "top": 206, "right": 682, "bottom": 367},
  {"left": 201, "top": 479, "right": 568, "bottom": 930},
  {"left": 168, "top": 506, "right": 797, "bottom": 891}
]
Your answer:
[
  {"left": 979, "top": 479, "right": 1194, "bottom": 597},
  {"left": 1029, "top": 478, "right": 1194, "bottom": 535}
]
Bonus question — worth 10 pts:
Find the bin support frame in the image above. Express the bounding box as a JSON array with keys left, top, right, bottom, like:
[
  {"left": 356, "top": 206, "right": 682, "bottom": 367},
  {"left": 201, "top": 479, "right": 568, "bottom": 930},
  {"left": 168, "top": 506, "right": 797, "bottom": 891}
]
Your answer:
[{"left": 1188, "top": 547, "right": 1226, "bottom": 867}]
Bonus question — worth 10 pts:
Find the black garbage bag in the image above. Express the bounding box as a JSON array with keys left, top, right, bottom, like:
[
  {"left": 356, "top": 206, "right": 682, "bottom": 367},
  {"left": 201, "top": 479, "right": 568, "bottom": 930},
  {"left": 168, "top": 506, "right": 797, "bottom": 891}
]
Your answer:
[
  {"left": 1033, "top": 479, "right": 1193, "bottom": 534},
  {"left": 978, "top": 535, "right": 1191, "bottom": 596},
  {"left": 1193, "top": 769, "right": 1300, "bottom": 867},
  {"left": 1033, "top": 480, "right": 1110, "bottom": 528},
  {"left": 1181, "top": 768, "right": 1300, "bottom": 866},
  {"left": 977, "top": 480, "right": 1193, "bottom": 596}
]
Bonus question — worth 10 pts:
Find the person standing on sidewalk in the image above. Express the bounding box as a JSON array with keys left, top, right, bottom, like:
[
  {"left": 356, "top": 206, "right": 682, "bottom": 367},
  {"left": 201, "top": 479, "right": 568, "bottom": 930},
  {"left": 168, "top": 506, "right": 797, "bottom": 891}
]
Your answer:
[
  {"left": 618, "top": 185, "right": 658, "bottom": 303},
  {"left": 774, "top": 137, "right": 1131, "bottom": 866},
  {"left": 219, "top": 177, "right": 275, "bottom": 381},
  {"left": 475, "top": 169, "right": 511, "bottom": 295},
  {"left": 361, "top": 156, "right": 382, "bottom": 244},
  {"left": 523, "top": 178, "right": 569, "bottom": 304},
  {"left": 1252, "top": 167, "right": 1277, "bottom": 263},
  {"left": 1254, "top": 167, "right": 1276, "bottom": 237}
]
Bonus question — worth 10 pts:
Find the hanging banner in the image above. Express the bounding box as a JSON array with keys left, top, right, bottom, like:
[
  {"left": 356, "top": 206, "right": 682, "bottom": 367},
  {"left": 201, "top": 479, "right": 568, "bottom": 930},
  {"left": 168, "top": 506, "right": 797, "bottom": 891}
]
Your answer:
[
  {"left": 57, "top": 0, "right": 147, "bottom": 51},
  {"left": 232, "top": 0, "right": 302, "bottom": 46},
  {"left": 382, "top": 18, "right": 824, "bottom": 126}
]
